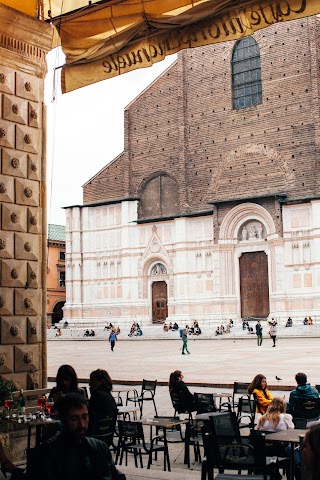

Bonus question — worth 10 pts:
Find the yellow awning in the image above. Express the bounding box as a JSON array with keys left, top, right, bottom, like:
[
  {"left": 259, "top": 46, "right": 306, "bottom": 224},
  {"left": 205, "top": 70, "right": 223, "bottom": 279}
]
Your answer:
[{"left": 3, "top": 1, "right": 320, "bottom": 93}]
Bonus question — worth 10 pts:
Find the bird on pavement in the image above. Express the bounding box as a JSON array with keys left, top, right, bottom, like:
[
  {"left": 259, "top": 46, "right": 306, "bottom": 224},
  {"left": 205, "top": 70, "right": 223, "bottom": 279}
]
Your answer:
[{"left": 275, "top": 376, "right": 282, "bottom": 381}]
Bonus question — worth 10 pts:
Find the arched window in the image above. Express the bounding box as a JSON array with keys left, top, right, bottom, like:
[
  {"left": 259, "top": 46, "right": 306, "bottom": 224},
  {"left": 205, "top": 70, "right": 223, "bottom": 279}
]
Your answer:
[
  {"left": 232, "top": 37, "right": 262, "bottom": 110},
  {"left": 139, "top": 174, "right": 179, "bottom": 219}
]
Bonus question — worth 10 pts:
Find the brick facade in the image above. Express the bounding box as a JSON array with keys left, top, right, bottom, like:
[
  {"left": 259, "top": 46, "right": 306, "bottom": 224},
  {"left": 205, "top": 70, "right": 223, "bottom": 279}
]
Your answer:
[{"left": 83, "top": 16, "right": 320, "bottom": 224}]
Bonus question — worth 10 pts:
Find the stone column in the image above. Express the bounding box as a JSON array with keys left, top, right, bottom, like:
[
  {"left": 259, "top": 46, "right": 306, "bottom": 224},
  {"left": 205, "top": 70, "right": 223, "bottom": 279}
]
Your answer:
[{"left": 0, "top": 4, "right": 52, "bottom": 389}]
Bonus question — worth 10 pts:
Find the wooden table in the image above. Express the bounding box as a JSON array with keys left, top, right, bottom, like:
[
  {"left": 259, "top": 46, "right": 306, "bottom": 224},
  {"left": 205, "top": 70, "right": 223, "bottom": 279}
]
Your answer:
[
  {"left": 266, "top": 429, "right": 306, "bottom": 480},
  {"left": 142, "top": 417, "right": 190, "bottom": 471}
]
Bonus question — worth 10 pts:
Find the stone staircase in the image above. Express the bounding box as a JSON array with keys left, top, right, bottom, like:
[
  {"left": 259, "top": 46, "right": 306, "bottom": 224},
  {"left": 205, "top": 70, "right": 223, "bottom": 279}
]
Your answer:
[{"left": 47, "top": 321, "right": 320, "bottom": 340}]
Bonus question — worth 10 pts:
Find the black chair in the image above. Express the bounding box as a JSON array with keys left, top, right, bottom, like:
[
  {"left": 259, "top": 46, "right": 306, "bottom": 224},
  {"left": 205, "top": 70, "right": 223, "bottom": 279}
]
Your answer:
[
  {"left": 232, "top": 382, "right": 250, "bottom": 410},
  {"left": 91, "top": 412, "right": 117, "bottom": 451},
  {"left": 194, "top": 392, "right": 217, "bottom": 414},
  {"left": 237, "top": 395, "right": 257, "bottom": 430},
  {"left": 315, "top": 384, "right": 320, "bottom": 394},
  {"left": 116, "top": 419, "right": 170, "bottom": 470},
  {"left": 127, "top": 379, "right": 158, "bottom": 418},
  {"left": 202, "top": 419, "right": 285, "bottom": 480},
  {"left": 170, "top": 391, "right": 194, "bottom": 421},
  {"left": 292, "top": 397, "right": 320, "bottom": 421}
]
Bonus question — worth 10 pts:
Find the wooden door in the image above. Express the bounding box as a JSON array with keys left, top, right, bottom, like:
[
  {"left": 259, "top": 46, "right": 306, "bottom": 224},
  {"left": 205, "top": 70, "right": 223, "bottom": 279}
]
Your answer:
[
  {"left": 239, "top": 252, "right": 269, "bottom": 318},
  {"left": 152, "top": 281, "right": 168, "bottom": 323}
]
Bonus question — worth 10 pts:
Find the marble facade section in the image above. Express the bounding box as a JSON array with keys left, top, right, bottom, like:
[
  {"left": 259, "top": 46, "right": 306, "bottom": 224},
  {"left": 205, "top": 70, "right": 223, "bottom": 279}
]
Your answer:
[
  {"left": 0, "top": 5, "right": 52, "bottom": 388},
  {"left": 64, "top": 200, "right": 320, "bottom": 326}
]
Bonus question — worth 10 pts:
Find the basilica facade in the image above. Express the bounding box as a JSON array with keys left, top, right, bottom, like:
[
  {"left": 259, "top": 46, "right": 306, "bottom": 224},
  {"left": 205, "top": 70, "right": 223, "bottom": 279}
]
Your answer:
[{"left": 64, "top": 15, "right": 320, "bottom": 327}]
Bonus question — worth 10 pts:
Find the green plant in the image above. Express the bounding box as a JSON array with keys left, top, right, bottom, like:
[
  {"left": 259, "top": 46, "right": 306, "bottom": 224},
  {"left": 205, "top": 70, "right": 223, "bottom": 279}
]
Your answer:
[{"left": 0, "top": 379, "right": 17, "bottom": 396}]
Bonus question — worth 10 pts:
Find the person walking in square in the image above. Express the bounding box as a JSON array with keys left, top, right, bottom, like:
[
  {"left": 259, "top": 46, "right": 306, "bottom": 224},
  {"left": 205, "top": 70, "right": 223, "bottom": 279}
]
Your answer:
[
  {"left": 109, "top": 329, "right": 117, "bottom": 351},
  {"left": 181, "top": 325, "right": 190, "bottom": 355},
  {"left": 269, "top": 319, "right": 277, "bottom": 347},
  {"left": 255, "top": 320, "right": 263, "bottom": 346}
]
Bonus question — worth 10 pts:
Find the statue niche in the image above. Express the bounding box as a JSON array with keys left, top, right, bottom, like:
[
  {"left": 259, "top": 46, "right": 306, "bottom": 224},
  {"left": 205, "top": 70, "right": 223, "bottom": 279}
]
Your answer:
[{"left": 238, "top": 220, "right": 266, "bottom": 242}]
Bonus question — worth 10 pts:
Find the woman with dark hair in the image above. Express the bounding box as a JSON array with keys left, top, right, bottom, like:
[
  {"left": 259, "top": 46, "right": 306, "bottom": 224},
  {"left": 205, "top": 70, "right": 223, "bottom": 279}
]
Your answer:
[
  {"left": 169, "top": 370, "right": 196, "bottom": 412},
  {"left": 248, "top": 374, "right": 273, "bottom": 414},
  {"left": 88, "top": 369, "right": 117, "bottom": 435},
  {"left": 49, "top": 364, "right": 84, "bottom": 403},
  {"left": 302, "top": 424, "right": 320, "bottom": 480}
]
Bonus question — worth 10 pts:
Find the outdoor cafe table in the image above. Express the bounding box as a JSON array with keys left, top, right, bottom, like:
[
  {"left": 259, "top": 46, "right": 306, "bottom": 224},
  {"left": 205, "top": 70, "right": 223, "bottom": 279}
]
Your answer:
[
  {"left": 266, "top": 429, "right": 306, "bottom": 480},
  {"left": 142, "top": 417, "right": 190, "bottom": 471},
  {"left": 113, "top": 386, "right": 138, "bottom": 405},
  {"left": 0, "top": 415, "right": 58, "bottom": 473},
  {"left": 117, "top": 405, "right": 140, "bottom": 420}
]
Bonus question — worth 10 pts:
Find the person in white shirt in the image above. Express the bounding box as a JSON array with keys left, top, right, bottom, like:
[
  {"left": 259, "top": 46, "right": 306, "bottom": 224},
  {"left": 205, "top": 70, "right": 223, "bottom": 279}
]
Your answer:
[{"left": 256, "top": 396, "right": 294, "bottom": 431}]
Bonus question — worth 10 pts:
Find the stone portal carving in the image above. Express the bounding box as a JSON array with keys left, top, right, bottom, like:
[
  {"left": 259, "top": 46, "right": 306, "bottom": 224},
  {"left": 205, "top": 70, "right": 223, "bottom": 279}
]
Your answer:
[{"left": 238, "top": 221, "right": 266, "bottom": 242}]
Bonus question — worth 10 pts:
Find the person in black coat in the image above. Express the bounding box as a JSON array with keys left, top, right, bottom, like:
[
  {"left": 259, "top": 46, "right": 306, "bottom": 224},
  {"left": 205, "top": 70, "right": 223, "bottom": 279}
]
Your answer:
[
  {"left": 169, "top": 370, "right": 196, "bottom": 412},
  {"left": 88, "top": 369, "right": 117, "bottom": 436}
]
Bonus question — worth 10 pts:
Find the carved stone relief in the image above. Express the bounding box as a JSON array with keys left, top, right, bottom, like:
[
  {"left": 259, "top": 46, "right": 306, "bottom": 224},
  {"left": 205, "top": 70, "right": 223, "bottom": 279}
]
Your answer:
[
  {"left": 0, "top": 316, "right": 27, "bottom": 344},
  {"left": 238, "top": 220, "right": 266, "bottom": 242},
  {"left": 0, "top": 346, "right": 14, "bottom": 374}
]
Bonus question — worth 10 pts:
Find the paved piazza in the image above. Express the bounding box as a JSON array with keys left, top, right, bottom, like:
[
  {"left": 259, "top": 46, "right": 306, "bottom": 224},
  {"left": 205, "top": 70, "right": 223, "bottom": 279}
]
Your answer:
[{"left": 47, "top": 336, "right": 320, "bottom": 388}]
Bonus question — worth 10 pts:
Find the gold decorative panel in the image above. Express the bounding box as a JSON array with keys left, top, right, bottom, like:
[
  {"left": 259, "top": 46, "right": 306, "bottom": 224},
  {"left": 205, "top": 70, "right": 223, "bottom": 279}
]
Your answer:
[
  {"left": 15, "top": 178, "right": 39, "bottom": 206},
  {"left": 14, "top": 344, "right": 40, "bottom": 373},
  {"left": 15, "top": 232, "right": 39, "bottom": 261},
  {"left": 0, "top": 173, "right": 14, "bottom": 203},
  {"left": 1, "top": 148, "right": 28, "bottom": 178},
  {"left": 0, "top": 66, "right": 15, "bottom": 95},
  {"left": 0, "top": 346, "right": 14, "bottom": 374},
  {"left": 0, "top": 119, "right": 15, "bottom": 149},
  {"left": 2, "top": 94, "right": 27, "bottom": 125},
  {"left": 15, "top": 72, "right": 40, "bottom": 102},
  {"left": 27, "top": 261, "right": 38, "bottom": 289},
  {"left": 27, "top": 154, "right": 40, "bottom": 181},
  {"left": 2, "top": 203, "right": 27, "bottom": 232},
  {"left": 27, "top": 207, "right": 39, "bottom": 234},
  {"left": 0, "top": 259, "right": 26, "bottom": 288},
  {"left": 0, "top": 231, "right": 14, "bottom": 259},
  {"left": 0, "top": 288, "right": 14, "bottom": 315},
  {"left": 0, "top": 316, "right": 27, "bottom": 344},
  {"left": 27, "top": 316, "right": 40, "bottom": 344},
  {"left": 28, "top": 101, "right": 41, "bottom": 128},
  {"left": 15, "top": 288, "right": 39, "bottom": 315}
]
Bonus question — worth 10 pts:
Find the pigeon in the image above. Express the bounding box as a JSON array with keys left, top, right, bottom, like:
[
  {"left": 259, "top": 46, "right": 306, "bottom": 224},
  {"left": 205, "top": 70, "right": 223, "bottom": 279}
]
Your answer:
[{"left": 275, "top": 376, "right": 282, "bottom": 381}]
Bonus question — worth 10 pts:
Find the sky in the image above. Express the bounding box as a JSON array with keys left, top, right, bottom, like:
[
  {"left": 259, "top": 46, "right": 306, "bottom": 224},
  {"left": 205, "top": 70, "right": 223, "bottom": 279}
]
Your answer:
[{"left": 45, "top": 49, "right": 177, "bottom": 226}]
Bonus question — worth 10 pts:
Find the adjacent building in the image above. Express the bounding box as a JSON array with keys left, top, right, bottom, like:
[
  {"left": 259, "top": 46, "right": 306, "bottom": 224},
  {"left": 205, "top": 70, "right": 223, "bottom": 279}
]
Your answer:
[
  {"left": 47, "top": 224, "right": 66, "bottom": 326},
  {"left": 64, "top": 16, "right": 320, "bottom": 327}
]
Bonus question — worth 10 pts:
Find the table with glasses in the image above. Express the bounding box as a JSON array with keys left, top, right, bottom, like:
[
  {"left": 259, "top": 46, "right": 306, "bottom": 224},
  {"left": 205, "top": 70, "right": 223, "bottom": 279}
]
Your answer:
[
  {"left": 142, "top": 417, "right": 190, "bottom": 470},
  {"left": 0, "top": 413, "right": 58, "bottom": 474},
  {"left": 266, "top": 429, "right": 306, "bottom": 480}
]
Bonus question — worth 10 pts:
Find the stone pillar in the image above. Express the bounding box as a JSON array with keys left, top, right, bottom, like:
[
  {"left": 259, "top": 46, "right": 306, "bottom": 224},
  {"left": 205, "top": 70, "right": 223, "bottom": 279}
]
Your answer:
[{"left": 0, "top": 4, "right": 52, "bottom": 389}]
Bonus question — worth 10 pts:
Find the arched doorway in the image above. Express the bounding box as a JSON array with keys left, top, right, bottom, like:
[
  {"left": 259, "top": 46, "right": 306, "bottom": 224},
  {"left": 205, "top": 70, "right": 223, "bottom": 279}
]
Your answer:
[
  {"left": 152, "top": 282, "right": 168, "bottom": 324},
  {"left": 52, "top": 301, "right": 65, "bottom": 324},
  {"left": 239, "top": 252, "right": 269, "bottom": 319}
]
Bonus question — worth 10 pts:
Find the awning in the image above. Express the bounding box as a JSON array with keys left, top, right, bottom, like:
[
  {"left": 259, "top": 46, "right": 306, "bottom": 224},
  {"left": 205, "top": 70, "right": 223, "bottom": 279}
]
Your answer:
[{"left": 3, "top": 1, "right": 320, "bottom": 93}]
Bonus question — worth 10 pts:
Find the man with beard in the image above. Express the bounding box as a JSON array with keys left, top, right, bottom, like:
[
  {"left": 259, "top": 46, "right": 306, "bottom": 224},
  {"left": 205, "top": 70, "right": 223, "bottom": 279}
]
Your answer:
[{"left": 30, "top": 393, "right": 125, "bottom": 480}]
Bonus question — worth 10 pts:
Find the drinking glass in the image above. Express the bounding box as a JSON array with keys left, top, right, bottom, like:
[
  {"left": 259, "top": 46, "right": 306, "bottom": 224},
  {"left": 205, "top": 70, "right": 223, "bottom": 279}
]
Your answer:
[
  {"left": 37, "top": 395, "right": 46, "bottom": 415},
  {"left": 4, "top": 396, "right": 14, "bottom": 418},
  {"left": 45, "top": 399, "right": 54, "bottom": 418}
]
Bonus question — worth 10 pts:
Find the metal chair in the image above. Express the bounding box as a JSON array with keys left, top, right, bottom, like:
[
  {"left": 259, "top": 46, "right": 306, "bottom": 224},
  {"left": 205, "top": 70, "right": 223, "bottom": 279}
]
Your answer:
[
  {"left": 170, "top": 390, "right": 194, "bottom": 421},
  {"left": 292, "top": 397, "right": 320, "bottom": 422},
  {"left": 91, "top": 412, "right": 117, "bottom": 451},
  {"left": 237, "top": 395, "right": 257, "bottom": 430},
  {"left": 127, "top": 379, "right": 158, "bottom": 418},
  {"left": 194, "top": 392, "right": 217, "bottom": 414},
  {"left": 116, "top": 419, "right": 170, "bottom": 470},
  {"left": 231, "top": 382, "right": 250, "bottom": 410}
]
